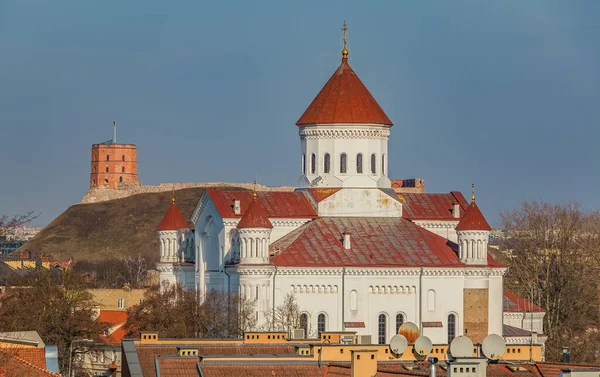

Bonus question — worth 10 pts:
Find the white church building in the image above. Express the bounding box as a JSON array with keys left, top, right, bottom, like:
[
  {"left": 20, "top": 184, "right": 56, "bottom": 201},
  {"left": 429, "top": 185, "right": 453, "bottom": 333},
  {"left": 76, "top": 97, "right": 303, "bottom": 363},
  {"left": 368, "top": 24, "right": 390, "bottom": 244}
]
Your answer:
[{"left": 155, "top": 37, "right": 546, "bottom": 350}]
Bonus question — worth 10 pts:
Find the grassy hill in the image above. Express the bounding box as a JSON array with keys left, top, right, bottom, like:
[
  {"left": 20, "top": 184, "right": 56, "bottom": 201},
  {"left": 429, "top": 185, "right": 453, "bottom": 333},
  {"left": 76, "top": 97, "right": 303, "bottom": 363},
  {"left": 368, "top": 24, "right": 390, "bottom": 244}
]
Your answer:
[{"left": 17, "top": 188, "right": 214, "bottom": 262}]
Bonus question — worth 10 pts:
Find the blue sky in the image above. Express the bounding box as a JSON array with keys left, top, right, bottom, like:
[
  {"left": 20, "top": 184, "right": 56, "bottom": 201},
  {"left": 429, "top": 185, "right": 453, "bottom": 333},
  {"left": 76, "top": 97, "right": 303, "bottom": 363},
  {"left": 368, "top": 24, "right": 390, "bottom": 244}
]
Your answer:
[{"left": 1, "top": 1, "right": 599, "bottom": 227}]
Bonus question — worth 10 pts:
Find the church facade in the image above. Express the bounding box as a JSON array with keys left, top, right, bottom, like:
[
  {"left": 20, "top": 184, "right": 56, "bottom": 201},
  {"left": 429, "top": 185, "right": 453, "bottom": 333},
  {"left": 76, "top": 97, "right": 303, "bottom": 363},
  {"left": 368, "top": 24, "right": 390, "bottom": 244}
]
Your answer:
[{"left": 155, "top": 40, "right": 543, "bottom": 348}]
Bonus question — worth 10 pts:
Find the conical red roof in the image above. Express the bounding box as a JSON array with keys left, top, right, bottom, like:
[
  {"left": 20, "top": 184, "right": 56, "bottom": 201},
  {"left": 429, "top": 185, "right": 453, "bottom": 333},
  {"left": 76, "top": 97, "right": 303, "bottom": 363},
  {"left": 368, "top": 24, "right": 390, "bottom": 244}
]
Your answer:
[
  {"left": 237, "top": 195, "right": 273, "bottom": 229},
  {"left": 455, "top": 201, "right": 491, "bottom": 231},
  {"left": 158, "top": 200, "right": 189, "bottom": 230},
  {"left": 296, "top": 57, "right": 393, "bottom": 126}
]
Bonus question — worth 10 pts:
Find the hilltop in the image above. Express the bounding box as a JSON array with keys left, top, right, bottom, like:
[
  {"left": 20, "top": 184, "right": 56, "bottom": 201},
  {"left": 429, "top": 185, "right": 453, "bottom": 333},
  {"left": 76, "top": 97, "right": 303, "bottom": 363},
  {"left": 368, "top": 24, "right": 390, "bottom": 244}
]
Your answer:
[{"left": 16, "top": 188, "right": 210, "bottom": 262}]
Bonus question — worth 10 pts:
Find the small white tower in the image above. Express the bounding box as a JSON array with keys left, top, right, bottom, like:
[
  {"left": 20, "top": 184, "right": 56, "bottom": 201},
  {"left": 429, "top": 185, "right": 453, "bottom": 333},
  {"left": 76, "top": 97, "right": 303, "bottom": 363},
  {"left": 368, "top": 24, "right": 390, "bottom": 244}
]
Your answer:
[
  {"left": 156, "top": 197, "right": 189, "bottom": 286},
  {"left": 236, "top": 193, "right": 273, "bottom": 264},
  {"left": 296, "top": 22, "right": 393, "bottom": 189},
  {"left": 455, "top": 184, "right": 491, "bottom": 265}
]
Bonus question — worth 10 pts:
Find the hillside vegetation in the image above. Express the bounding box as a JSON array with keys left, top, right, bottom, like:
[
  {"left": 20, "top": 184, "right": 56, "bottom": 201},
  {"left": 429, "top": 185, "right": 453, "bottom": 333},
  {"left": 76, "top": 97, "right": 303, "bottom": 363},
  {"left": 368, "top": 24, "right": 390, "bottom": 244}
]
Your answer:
[{"left": 17, "top": 188, "right": 211, "bottom": 262}]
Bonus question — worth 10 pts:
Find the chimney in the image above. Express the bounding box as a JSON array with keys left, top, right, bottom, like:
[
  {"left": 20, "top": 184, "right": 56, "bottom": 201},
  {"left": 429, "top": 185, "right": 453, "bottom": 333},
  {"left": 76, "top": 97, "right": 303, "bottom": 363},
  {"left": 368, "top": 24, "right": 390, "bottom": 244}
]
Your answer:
[
  {"left": 350, "top": 350, "right": 377, "bottom": 377},
  {"left": 452, "top": 203, "right": 460, "bottom": 219},
  {"left": 233, "top": 199, "right": 241, "bottom": 215},
  {"left": 343, "top": 231, "right": 351, "bottom": 250},
  {"left": 561, "top": 346, "right": 570, "bottom": 363}
]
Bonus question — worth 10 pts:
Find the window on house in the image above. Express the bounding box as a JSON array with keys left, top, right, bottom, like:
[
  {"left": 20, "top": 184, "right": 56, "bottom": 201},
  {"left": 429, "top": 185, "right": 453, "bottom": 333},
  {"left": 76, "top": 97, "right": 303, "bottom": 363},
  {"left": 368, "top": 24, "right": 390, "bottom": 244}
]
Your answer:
[
  {"left": 378, "top": 314, "right": 387, "bottom": 344},
  {"left": 340, "top": 153, "right": 347, "bottom": 174},
  {"left": 350, "top": 290, "right": 357, "bottom": 311},
  {"left": 119, "top": 176, "right": 123, "bottom": 183},
  {"left": 92, "top": 180, "right": 96, "bottom": 186},
  {"left": 107, "top": 155, "right": 110, "bottom": 161},
  {"left": 122, "top": 155, "right": 125, "bottom": 161},
  {"left": 448, "top": 314, "right": 456, "bottom": 343},
  {"left": 318, "top": 313, "right": 326, "bottom": 333},
  {"left": 118, "top": 298, "right": 124, "bottom": 309},
  {"left": 311, "top": 153, "right": 316, "bottom": 174},
  {"left": 396, "top": 313, "right": 405, "bottom": 334},
  {"left": 371, "top": 154, "right": 377, "bottom": 174},
  {"left": 356, "top": 154, "right": 363, "bottom": 173},
  {"left": 382, "top": 154, "right": 386, "bottom": 175},
  {"left": 324, "top": 153, "right": 330, "bottom": 173},
  {"left": 302, "top": 154, "right": 306, "bottom": 175},
  {"left": 300, "top": 313, "right": 308, "bottom": 335},
  {"left": 122, "top": 166, "right": 125, "bottom": 173},
  {"left": 105, "top": 166, "right": 109, "bottom": 172}
]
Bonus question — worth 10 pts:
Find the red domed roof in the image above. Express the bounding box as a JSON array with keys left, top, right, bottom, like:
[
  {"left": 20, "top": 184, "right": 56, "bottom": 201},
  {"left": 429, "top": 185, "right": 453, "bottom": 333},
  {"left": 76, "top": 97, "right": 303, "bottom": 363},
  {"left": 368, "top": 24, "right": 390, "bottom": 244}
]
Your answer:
[
  {"left": 158, "top": 199, "right": 189, "bottom": 231},
  {"left": 455, "top": 201, "right": 491, "bottom": 231},
  {"left": 296, "top": 57, "right": 393, "bottom": 126},
  {"left": 237, "top": 195, "right": 273, "bottom": 229}
]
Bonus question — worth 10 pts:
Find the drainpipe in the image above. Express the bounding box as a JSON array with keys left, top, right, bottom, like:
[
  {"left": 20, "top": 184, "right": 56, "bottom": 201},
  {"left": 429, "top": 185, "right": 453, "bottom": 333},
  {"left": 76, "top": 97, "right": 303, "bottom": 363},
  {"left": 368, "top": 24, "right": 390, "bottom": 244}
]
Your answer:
[
  {"left": 341, "top": 267, "right": 346, "bottom": 331},
  {"left": 272, "top": 266, "right": 278, "bottom": 331},
  {"left": 419, "top": 266, "right": 424, "bottom": 335},
  {"left": 223, "top": 268, "right": 231, "bottom": 294}
]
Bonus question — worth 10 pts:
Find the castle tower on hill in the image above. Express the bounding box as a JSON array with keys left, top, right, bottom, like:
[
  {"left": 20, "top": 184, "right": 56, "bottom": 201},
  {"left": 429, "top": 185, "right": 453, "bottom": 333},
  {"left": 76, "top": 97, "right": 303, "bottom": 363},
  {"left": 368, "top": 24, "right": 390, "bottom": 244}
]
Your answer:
[{"left": 90, "top": 121, "right": 138, "bottom": 189}]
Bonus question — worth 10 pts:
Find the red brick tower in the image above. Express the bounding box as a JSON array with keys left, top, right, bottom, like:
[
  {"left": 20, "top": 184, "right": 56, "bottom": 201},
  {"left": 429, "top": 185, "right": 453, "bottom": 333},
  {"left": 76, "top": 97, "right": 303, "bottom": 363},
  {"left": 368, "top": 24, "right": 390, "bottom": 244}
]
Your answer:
[{"left": 90, "top": 122, "right": 138, "bottom": 189}]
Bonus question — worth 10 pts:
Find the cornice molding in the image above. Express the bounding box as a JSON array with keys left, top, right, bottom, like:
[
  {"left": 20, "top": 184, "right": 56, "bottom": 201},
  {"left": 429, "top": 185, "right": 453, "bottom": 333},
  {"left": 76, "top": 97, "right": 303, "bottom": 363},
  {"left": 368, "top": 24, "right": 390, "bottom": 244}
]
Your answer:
[{"left": 299, "top": 128, "right": 390, "bottom": 140}]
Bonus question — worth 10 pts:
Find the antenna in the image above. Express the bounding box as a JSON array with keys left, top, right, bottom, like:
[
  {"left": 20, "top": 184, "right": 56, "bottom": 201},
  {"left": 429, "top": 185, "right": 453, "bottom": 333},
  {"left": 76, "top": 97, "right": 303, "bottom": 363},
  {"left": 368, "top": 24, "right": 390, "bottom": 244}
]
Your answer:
[
  {"left": 389, "top": 334, "right": 408, "bottom": 355},
  {"left": 113, "top": 120, "right": 117, "bottom": 144},
  {"left": 399, "top": 322, "right": 420, "bottom": 344},
  {"left": 481, "top": 334, "right": 506, "bottom": 360},
  {"left": 414, "top": 335, "right": 433, "bottom": 356},
  {"left": 449, "top": 336, "right": 474, "bottom": 358}
]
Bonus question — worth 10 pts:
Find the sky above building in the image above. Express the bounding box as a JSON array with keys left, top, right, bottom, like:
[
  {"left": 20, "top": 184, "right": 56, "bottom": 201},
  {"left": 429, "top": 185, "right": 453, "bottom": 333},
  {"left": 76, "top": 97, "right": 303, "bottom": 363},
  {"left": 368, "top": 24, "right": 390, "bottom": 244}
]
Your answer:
[{"left": 1, "top": 1, "right": 599, "bottom": 227}]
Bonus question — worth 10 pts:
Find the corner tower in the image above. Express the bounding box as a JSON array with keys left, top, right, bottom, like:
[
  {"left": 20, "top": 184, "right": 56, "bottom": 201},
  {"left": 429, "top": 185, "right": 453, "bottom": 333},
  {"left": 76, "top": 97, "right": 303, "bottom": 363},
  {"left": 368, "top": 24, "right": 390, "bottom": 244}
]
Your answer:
[
  {"left": 296, "top": 22, "right": 393, "bottom": 189},
  {"left": 90, "top": 121, "right": 138, "bottom": 189},
  {"left": 456, "top": 185, "right": 491, "bottom": 265}
]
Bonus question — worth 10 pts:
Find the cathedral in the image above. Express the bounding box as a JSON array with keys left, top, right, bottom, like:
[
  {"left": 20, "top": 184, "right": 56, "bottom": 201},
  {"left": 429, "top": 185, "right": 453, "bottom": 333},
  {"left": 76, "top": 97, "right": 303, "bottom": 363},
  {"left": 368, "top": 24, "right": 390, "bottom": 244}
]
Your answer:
[{"left": 155, "top": 28, "right": 545, "bottom": 350}]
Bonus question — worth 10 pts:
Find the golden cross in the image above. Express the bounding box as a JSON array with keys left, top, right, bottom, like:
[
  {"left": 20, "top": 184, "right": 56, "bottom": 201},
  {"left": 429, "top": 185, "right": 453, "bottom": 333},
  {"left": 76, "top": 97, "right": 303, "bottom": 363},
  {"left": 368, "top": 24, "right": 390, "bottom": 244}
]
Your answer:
[
  {"left": 471, "top": 182, "right": 475, "bottom": 202},
  {"left": 342, "top": 21, "right": 348, "bottom": 50}
]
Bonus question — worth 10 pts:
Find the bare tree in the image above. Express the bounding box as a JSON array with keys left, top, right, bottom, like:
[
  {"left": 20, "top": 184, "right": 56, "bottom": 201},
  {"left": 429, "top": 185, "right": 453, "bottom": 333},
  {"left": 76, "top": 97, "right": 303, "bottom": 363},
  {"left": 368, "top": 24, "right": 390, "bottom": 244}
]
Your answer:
[
  {"left": 124, "top": 283, "right": 256, "bottom": 339},
  {"left": 265, "top": 293, "right": 301, "bottom": 337},
  {"left": 0, "top": 212, "right": 39, "bottom": 241},
  {"left": 501, "top": 201, "right": 600, "bottom": 362}
]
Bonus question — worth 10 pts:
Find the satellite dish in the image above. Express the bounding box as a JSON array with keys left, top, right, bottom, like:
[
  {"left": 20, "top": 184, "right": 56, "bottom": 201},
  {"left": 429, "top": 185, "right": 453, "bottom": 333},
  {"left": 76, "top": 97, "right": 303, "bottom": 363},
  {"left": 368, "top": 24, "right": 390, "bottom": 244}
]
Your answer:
[
  {"left": 482, "top": 334, "right": 506, "bottom": 360},
  {"left": 414, "top": 335, "right": 433, "bottom": 356},
  {"left": 449, "top": 336, "right": 474, "bottom": 358},
  {"left": 389, "top": 334, "right": 408, "bottom": 355},
  {"left": 399, "top": 322, "right": 420, "bottom": 343}
]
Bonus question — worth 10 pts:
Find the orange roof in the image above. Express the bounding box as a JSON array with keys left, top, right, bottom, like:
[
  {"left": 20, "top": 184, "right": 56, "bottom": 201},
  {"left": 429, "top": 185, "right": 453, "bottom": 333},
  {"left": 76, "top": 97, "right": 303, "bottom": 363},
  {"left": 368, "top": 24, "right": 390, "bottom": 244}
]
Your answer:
[
  {"left": 296, "top": 57, "right": 393, "bottom": 126},
  {"left": 0, "top": 348, "right": 46, "bottom": 369},
  {"left": 97, "top": 310, "right": 128, "bottom": 344},
  {"left": 455, "top": 201, "right": 491, "bottom": 231},
  {"left": 158, "top": 200, "right": 189, "bottom": 231},
  {"left": 503, "top": 290, "right": 546, "bottom": 313},
  {"left": 237, "top": 196, "right": 273, "bottom": 229},
  {"left": 0, "top": 351, "right": 60, "bottom": 377}
]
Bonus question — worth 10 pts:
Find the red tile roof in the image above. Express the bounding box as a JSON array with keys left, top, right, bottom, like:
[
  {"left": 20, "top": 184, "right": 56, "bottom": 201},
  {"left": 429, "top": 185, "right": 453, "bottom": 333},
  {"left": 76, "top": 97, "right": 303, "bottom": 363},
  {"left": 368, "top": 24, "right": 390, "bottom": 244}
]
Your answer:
[
  {"left": 296, "top": 58, "right": 393, "bottom": 126},
  {"left": 200, "top": 364, "right": 325, "bottom": 377},
  {"left": 400, "top": 192, "right": 469, "bottom": 221},
  {"left": 503, "top": 290, "right": 546, "bottom": 313},
  {"left": 136, "top": 345, "right": 299, "bottom": 377},
  {"left": 158, "top": 200, "right": 189, "bottom": 230},
  {"left": 237, "top": 196, "right": 273, "bottom": 229},
  {"left": 157, "top": 357, "right": 199, "bottom": 377},
  {"left": 271, "top": 217, "right": 487, "bottom": 267},
  {"left": 0, "top": 351, "right": 60, "bottom": 377},
  {"left": 206, "top": 189, "right": 318, "bottom": 219},
  {"left": 503, "top": 324, "right": 532, "bottom": 337},
  {"left": 97, "top": 310, "right": 128, "bottom": 344},
  {"left": 0, "top": 348, "right": 46, "bottom": 369},
  {"left": 455, "top": 201, "right": 492, "bottom": 231}
]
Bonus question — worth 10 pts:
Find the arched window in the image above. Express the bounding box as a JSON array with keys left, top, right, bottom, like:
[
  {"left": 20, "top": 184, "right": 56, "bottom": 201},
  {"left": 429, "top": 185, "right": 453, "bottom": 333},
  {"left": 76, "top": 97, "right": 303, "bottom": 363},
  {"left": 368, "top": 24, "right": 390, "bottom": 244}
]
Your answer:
[
  {"left": 105, "top": 166, "right": 109, "bottom": 173},
  {"left": 340, "top": 154, "right": 347, "bottom": 174},
  {"left": 324, "top": 153, "right": 331, "bottom": 174},
  {"left": 448, "top": 314, "right": 456, "bottom": 343},
  {"left": 300, "top": 313, "right": 308, "bottom": 335},
  {"left": 350, "top": 290, "right": 358, "bottom": 311},
  {"left": 378, "top": 314, "right": 387, "bottom": 344},
  {"left": 382, "top": 154, "right": 386, "bottom": 175},
  {"left": 427, "top": 290, "right": 436, "bottom": 311},
  {"left": 395, "top": 313, "right": 405, "bottom": 334},
  {"left": 311, "top": 154, "right": 316, "bottom": 174},
  {"left": 106, "top": 155, "right": 110, "bottom": 161},
  {"left": 318, "top": 313, "right": 326, "bottom": 333},
  {"left": 302, "top": 154, "right": 306, "bottom": 175},
  {"left": 356, "top": 154, "right": 363, "bottom": 173},
  {"left": 119, "top": 176, "right": 123, "bottom": 183},
  {"left": 371, "top": 154, "right": 377, "bottom": 174},
  {"left": 122, "top": 166, "right": 125, "bottom": 173},
  {"left": 122, "top": 155, "right": 125, "bottom": 161}
]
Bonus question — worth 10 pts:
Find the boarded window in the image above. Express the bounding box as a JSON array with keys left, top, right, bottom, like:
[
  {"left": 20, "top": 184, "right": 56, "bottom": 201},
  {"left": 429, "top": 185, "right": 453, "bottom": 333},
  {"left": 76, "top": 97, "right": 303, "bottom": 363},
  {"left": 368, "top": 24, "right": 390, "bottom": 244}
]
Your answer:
[{"left": 350, "top": 290, "right": 357, "bottom": 311}]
